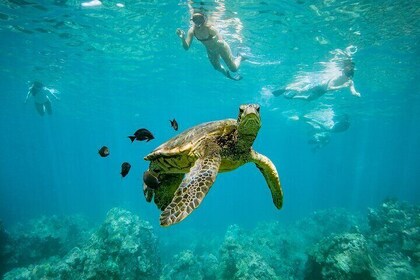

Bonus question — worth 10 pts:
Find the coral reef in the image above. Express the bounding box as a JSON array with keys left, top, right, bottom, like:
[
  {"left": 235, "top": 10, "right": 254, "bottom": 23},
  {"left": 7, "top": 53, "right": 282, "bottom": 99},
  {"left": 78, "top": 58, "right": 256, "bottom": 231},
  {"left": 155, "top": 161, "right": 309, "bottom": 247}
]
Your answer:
[
  {"left": 0, "top": 220, "right": 12, "bottom": 277},
  {"left": 1, "top": 200, "right": 418, "bottom": 280},
  {"left": 1, "top": 215, "right": 90, "bottom": 278},
  {"left": 161, "top": 250, "right": 208, "bottom": 280},
  {"left": 218, "top": 225, "right": 279, "bottom": 280},
  {"left": 294, "top": 208, "right": 365, "bottom": 245},
  {"left": 302, "top": 200, "right": 420, "bottom": 280},
  {"left": 251, "top": 221, "right": 306, "bottom": 279},
  {"left": 374, "top": 252, "right": 416, "bottom": 280},
  {"left": 3, "top": 208, "right": 160, "bottom": 280},
  {"left": 367, "top": 199, "right": 419, "bottom": 280},
  {"left": 304, "top": 233, "right": 376, "bottom": 280},
  {"left": 367, "top": 199, "right": 419, "bottom": 262}
]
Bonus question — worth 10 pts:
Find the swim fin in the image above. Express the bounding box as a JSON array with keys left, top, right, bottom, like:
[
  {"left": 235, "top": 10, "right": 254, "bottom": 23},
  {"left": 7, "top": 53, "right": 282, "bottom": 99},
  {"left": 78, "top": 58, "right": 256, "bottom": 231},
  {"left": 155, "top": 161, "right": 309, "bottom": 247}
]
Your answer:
[{"left": 226, "top": 71, "right": 242, "bottom": 81}]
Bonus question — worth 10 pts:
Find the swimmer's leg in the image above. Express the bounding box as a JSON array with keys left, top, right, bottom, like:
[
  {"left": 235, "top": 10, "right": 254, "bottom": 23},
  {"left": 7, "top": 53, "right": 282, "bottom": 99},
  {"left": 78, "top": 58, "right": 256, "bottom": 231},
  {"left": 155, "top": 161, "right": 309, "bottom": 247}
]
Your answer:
[
  {"left": 208, "top": 52, "right": 225, "bottom": 73},
  {"left": 220, "top": 42, "right": 242, "bottom": 72},
  {"left": 208, "top": 51, "right": 241, "bottom": 81},
  {"left": 34, "top": 103, "right": 45, "bottom": 116},
  {"left": 44, "top": 100, "right": 53, "bottom": 115},
  {"left": 290, "top": 94, "right": 309, "bottom": 100},
  {"left": 283, "top": 90, "right": 298, "bottom": 99},
  {"left": 272, "top": 88, "right": 286, "bottom": 96},
  {"left": 298, "top": 86, "right": 326, "bottom": 101}
]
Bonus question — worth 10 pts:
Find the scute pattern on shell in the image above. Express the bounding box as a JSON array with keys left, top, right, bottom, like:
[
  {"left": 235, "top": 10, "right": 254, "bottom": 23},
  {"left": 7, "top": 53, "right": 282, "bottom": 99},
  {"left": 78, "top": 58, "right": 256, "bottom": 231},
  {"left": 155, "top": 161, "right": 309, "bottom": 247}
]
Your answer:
[{"left": 145, "top": 119, "right": 237, "bottom": 161}]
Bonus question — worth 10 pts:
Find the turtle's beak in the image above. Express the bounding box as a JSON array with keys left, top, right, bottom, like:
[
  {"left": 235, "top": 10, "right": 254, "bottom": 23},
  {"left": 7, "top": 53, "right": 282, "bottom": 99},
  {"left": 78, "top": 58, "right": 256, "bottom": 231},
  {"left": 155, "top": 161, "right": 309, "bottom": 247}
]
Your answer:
[
  {"left": 243, "top": 113, "right": 261, "bottom": 129},
  {"left": 240, "top": 104, "right": 261, "bottom": 134}
]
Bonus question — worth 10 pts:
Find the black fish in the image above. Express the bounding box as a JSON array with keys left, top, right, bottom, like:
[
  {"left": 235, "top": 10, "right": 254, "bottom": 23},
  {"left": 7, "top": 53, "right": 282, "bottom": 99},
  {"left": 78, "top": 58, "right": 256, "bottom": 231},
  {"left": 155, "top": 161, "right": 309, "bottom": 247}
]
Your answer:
[
  {"left": 170, "top": 119, "right": 178, "bottom": 131},
  {"left": 128, "top": 128, "right": 154, "bottom": 142},
  {"left": 143, "top": 170, "right": 160, "bottom": 189},
  {"left": 98, "top": 146, "right": 110, "bottom": 157},
  {"left": 121, "top": 162, "right": 131, "bottom": 177}
]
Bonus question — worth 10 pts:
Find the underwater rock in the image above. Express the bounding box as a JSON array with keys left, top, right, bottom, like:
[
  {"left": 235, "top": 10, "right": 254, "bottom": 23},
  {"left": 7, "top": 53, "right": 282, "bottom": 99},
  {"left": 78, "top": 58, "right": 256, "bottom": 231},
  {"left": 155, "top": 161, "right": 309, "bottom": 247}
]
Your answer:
[
  {"left": 367, "top": 199, "right": 420, "bottom": 262},
  {"left": 1, "top": 214, "right": 90, "bottom": 276},
  {"left": 158, "top": 227, "right": 222, "bottom": 280},
  {"left": 252, "top": 208, "right": 364, "bottom": 279},
  {"left": 73, "top": 207, "right": 160, "bottom": 279},
  {"left": 219, "top": 225, "right": 279, "bottom": 280},
  {"left": 295, "top": 208, "right": 364, "bottom": 245},
  {"left": 3, "top": 208, "right": 161, "bottom": 280},
  {"left": 161, "top": 250, "right": 207, "bottom": 280},
  {"left": 304, "top": 233, "right": 376, "bottom": 280},
  {"left": 200, "top": 253, "right": 219, "bottom": 280},
  {"left": 374, "top": 252, "right": 416, "bottom": 280},
  {"left": 3, "top": 200, "right": 418, "bottom": 279},
  {"left": 0, "top": 221, "right": 12, "bottom": 277},
  {"left": 367, "top": 199, "right": 420, "bottom": 279},
  {"left": 252, "top": 221, "right": 307, "bottom": 279}
]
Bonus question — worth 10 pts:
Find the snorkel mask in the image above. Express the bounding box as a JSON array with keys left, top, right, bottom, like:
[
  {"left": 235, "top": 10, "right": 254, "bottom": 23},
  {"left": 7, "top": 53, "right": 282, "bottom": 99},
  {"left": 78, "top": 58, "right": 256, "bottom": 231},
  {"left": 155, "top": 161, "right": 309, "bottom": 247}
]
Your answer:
[{"left": 191, "top": 13, "right": 206, "bottom": 27}]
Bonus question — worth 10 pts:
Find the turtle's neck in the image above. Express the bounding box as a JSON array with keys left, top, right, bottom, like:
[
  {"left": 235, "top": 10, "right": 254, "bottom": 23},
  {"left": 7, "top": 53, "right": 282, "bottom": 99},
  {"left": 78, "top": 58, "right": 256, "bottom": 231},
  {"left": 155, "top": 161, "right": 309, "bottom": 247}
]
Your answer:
[{"left": 236, "top": 133, "right": 257, "bottom": 153}]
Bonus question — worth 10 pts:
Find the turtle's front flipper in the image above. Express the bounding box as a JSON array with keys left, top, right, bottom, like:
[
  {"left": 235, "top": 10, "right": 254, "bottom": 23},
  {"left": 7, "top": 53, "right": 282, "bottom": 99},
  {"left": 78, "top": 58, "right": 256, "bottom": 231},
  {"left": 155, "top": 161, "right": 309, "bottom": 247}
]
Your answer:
[
  {"left": 250, "top": 150, "right": 283, "bottom": 209},
  {"left": 160, "top": 151, "right": 221, "bottom": 227}
]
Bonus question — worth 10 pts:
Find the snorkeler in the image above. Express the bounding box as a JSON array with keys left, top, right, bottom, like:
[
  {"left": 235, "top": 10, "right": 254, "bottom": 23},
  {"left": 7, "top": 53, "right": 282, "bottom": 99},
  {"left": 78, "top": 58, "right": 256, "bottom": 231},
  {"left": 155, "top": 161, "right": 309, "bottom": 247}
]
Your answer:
[
  {"left": 308, "top": 132, "right": 330, "bottom": 151},
  {"left": 176, "top": 12, "right": 244, "bottom": 81},
  {"left": 24, "top": 81, "right": 60, "bottom": 116},
  {"left": 304, "top": 113, "right": 350, "bottom": 133},
  {"left": 273, "top": 51, "right": 361, "bottom": 100},
  {"left": 290, "top": 107, "right": 350, "bottom": 151}
]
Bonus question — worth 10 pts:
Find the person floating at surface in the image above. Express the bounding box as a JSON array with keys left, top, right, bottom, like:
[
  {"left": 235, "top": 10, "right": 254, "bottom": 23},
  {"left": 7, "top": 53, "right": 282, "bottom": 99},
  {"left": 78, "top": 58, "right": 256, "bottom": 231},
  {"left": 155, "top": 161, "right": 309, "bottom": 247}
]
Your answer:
[
  {"left": 176, "top": 12, "right": 244, "bottom": 81},
  {"left": 24, "top": 81, "right": 60, "bottom": 116},
  {"left": 272, "top": 58, "right": 361, "bottom": 101}
]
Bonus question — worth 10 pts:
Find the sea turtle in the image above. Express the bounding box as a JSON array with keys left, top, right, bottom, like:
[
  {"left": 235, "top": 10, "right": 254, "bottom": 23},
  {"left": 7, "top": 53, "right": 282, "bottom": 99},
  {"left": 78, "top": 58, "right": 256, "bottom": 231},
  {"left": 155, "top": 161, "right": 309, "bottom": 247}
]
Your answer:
[{"left": 143, "top": 104, "right": 283, "bottom": 227}]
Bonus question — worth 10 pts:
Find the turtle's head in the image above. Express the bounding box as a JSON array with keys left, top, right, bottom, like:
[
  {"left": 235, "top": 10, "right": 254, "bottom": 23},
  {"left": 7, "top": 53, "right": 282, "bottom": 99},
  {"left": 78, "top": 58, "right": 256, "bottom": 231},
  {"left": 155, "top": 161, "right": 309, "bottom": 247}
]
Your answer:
[{"left": 237, "top": 104, "right": 261, "bottom": 137}]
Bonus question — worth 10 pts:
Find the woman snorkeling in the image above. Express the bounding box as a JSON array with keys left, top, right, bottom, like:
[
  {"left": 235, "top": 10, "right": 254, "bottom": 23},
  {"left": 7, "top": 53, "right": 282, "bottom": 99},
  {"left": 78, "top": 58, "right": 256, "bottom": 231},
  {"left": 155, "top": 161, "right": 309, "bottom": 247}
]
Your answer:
[
  {"left": 24, "top": 81, "right": 60, "bottom": 116},
  {"left": 176, "top": 12, "right": 244, "bottom": 81}
]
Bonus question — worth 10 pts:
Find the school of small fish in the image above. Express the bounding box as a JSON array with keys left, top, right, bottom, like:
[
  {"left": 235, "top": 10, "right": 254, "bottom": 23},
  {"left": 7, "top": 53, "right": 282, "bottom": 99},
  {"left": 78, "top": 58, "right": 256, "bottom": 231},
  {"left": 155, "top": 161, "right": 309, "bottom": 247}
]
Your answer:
[{"left": 99, "top": 119, "right": 179, "bottom": 179}]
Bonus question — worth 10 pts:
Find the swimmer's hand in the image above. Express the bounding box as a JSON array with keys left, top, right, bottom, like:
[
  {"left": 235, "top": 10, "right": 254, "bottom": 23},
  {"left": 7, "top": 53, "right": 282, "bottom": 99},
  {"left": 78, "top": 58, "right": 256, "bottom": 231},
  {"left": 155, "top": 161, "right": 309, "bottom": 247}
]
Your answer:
[
  {"left": 352, "top": 91, "right": 361, "bottom": 97},
  {"left": 176, "top": 28, "right": 185, "bottom": 39},
  {"left": 227, "top": 71, "right": 242, "bottom": 81},
  {"left": 49, "top": 89, "right": 59, "bottom": 94}
]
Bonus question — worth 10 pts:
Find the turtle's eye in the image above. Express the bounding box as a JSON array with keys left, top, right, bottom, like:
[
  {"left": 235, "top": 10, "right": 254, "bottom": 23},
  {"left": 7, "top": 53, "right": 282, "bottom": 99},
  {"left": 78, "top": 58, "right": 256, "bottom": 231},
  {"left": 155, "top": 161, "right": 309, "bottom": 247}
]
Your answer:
[{"left": 255, "top": 105, "right": 260, "bottom": 112}]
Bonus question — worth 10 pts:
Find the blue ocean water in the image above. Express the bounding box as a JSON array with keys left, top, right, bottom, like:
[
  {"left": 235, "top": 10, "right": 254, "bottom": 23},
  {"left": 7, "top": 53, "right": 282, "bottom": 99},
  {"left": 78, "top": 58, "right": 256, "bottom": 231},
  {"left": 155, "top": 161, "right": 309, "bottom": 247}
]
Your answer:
[{"left": 0, "top": 0, "right": 419, "bottom": 278}]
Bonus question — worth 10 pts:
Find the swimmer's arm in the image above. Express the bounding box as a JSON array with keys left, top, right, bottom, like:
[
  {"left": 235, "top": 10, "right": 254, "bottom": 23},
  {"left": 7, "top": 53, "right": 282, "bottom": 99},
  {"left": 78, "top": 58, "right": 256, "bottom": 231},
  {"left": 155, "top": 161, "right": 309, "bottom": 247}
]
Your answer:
[
  {"left": 348, "top": 80, "right": 361, "bottom": 97},
  {"left": 328, "top": 81, "right": 349, "bottom": 91},
  {"left": 24, "top": 90, "right": 31, "bottom": 103},
  {"left": 305, "top": 120, "right": 322, "bottom": 130},
  {"left": 44, "top": 87, "right": 60, "bottom": 100},
  {"left": 176, "top": 27, "right": 194, "bottom": 50}
]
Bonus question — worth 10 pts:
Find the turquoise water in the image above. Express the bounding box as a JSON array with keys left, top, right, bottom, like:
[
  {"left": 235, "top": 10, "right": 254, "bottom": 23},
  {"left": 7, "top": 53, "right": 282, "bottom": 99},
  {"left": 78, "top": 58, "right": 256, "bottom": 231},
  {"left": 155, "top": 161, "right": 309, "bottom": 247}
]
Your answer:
[{"left": 0, "top": 0, "right": 419, "bottom": 278}]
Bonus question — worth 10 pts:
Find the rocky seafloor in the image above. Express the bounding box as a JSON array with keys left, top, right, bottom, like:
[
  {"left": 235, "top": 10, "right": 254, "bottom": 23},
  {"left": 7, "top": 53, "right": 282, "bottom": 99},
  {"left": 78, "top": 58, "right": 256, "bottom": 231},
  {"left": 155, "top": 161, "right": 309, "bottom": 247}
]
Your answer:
[{"left": 1, "top": 199, "right": 418, "bottom": 280}]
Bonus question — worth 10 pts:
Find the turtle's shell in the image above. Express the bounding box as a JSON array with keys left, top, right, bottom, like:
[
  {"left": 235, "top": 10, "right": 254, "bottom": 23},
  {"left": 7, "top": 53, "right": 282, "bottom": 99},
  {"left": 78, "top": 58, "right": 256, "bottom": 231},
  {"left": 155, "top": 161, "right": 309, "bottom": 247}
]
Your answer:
[{"left": 145, "top": 119, "right": 237, "bottom": 162}]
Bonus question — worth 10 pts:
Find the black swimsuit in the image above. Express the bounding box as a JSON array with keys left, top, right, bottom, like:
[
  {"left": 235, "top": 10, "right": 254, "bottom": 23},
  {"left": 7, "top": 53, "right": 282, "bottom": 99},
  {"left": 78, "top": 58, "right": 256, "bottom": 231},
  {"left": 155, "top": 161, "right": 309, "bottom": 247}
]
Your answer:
[{"left": 194, "top": 31, "right": 215, "bottom": 42}]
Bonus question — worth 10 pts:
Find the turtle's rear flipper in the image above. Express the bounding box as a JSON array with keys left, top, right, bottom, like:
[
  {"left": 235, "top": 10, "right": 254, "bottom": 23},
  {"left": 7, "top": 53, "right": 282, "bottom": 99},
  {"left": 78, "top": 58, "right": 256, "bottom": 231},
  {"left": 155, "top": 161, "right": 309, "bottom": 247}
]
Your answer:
[
  {"left": 153, "top": 173, "right": 184, "bottom": 210},
  {"left": 160, "top": 151, "right": 221, "bottom": 227},
  {"left": 143, "top": 184, "right": 154, "bottom": 202}
]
